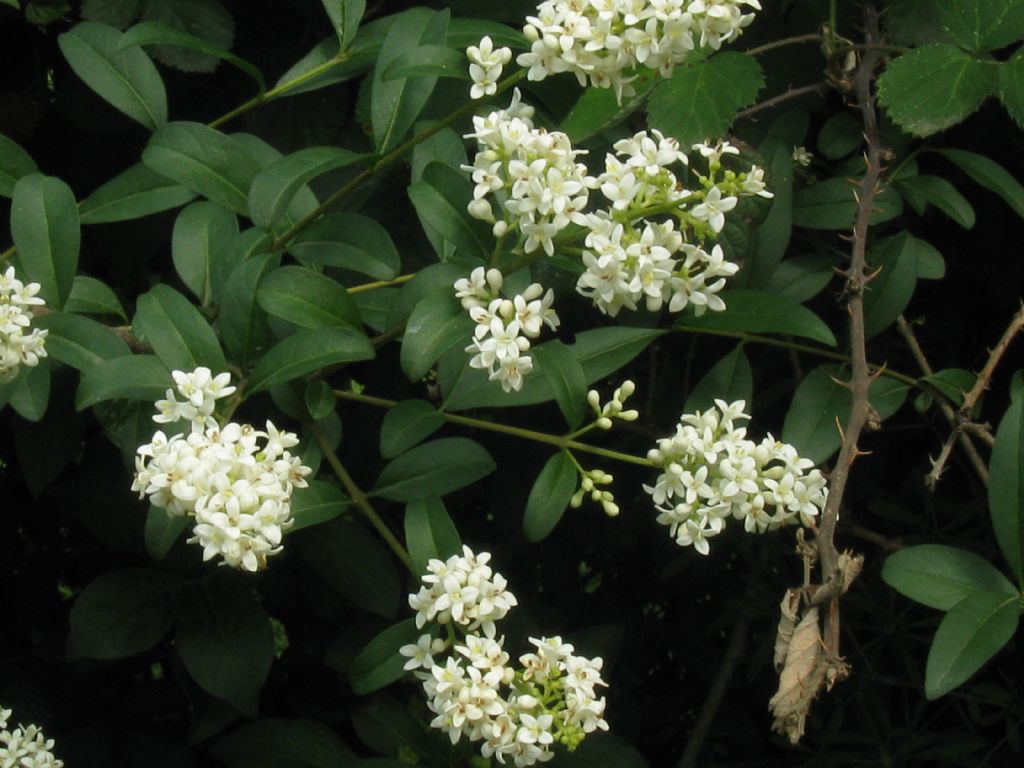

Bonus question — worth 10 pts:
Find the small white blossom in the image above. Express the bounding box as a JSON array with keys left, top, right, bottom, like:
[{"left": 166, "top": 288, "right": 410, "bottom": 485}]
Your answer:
[
  {"left": 0, "top": 706, "right": 63, "bottom": 767},
  {"left": 0, "top": 266, "right": 48, "bottom": 384},
  {"left": 792, "top": 145, "right": 813, "bottom": 167},
  {"left": 468, "top": 36, "right": 513, "bottom": 99}
]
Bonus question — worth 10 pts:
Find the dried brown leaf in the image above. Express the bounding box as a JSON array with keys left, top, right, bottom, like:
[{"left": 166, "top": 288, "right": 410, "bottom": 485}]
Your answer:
[
  {"left": 773, "top": 589, "right": 802, "bottom": 672},
  {"left": 769, "top": 606, "right": 826, "bottom": 745}
]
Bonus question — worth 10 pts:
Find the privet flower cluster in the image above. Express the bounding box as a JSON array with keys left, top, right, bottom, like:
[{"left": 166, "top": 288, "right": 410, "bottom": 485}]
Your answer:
[
  {"left": 131, "top": 367, "right": 312, "bottom": 571},
  {"left": 0, "top": 266, "right": 47, "bottom": 384},
  {"left": 0, "top": 707, "right": 62, "bottom": 768},
  {"left": 645, "top": 400, "right": 828, "bottom": 554},
  {"left": 402, "top": 547, "right": 609, "bottom": 765},
  {"left": 454, "top": 267, "right": 560, "bottom": 392}
]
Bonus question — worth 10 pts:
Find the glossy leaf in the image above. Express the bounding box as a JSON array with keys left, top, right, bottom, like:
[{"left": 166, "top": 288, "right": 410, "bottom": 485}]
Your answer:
[
  {"left": 763, "top": 255, "right": 834, "bottom": 302},
  {"left": 999, "top": 46, "right": 1024, "bottom": 128},
  {"left": 408, "top": 161, "right": 492, "bottom": 262},
  {"left": 248, "top": 146, "right": 364, "bottom": 229},
  {"left": 684, "top": 344, "right": 752, "bottom": 413},
  {"left": 381, "top": 400, "right": 446, "bottom": 459},
  {"left": 404, "top": 496, "right": 461, "bottom": 575},
  {"left": 938, "top": 0, "right": 1024, "bottom": 53},
  {"left": 989, "top": 399, "right": 1024, "bottom": 584},
  {"left": 80, "top": 162, "right": 196, "bottom": 224},
  {"left": 289, "top": 213, "right": 400, "bottom": 280},
  {"left": 217, "top": 252, "right": 279, "bottom": 366},
  {"left": 561, "top": 72, "right": 656, "bottom": 144},
  {"left": 535, "top": 342, "right": 589, "bottom": 430},
  {"left": 383, "top": 44, "right": 467, "bottom": 80},
  {"left": 0, "top": 132, "right": 37, "bottom": 197},
  {"left": 817, "top": 112, "right": 861, "bottom": 159},
  {"left": 66, "top": 276, "right": 127, "bottom": 319},
  {"left": 882, "top": 545, "right": 1018, "bottom": 611},
  {"left": 912, "top": 237, "right": 946, "bottom": 280},
  {"left": 8, "top": 360, "right": 50, "bottom": 422},
  {"left": 523, "top": 452, "right": 578, "bottom": 543},
  {"left": 11, "top": 173, "right": 80, "bottom": 310},
  {"left": 257, "top": 266, "right": 361, "bottom": 330},
  {"left": 896, "top": 175, "right": 976, "bottom": 228},
  {"left": 925, "top": 591, "right": 1019, "bottom": 699},
  {"left": 863, "top": 233, "right": 918, "bottom": 338},
  {"left": 134, "top": 284, "right": 227, "bottom": 371},
  {"left": 144, "top": 507, "right": 188, "bottom": 560},
  {"left": 320, "top": 0, "right": 366, "bottom": 49},
  {"left": 58, "top": 22, "right": 167, "bottom": 130},
  {"left": 373, "top": 437, "right": 495, "bottom": 502},
  {"left": 304, "top": 380, "right": 336, "bottom": 420},
  {"left": 290, "top": 479, "right": 349, "bottom": 533},
  {"left": 172, "top": 202, "right": 238, "bottom": 306},
  {"left": 246, "top": 327, "right": 374, "bottom": 395},
  {"left": 921, "top": 368, "right": 976, "bottom": 406},
  {"left": 75, "top": 354, "right": 170, "bottom": 409},
  {"left": 139, "top": 0, "right": 236, "bottom": 74},
  {"left": 792, "top": 177, "right": 903, "bottom": 229},
  {"left": 934, "top": 148, "right": 1024, "bottom": 220},
  {"left": 400, "top": 292, "right": 471, "bottom": 382},
  {"left": 349, "top": 619, "right": 420, "bottom": 695},
  {"left": 676, "top": 289, "right": 836, "bottom": 346},
  {"left": 34, "top": 312, "right": 130, "bottom": 371}
]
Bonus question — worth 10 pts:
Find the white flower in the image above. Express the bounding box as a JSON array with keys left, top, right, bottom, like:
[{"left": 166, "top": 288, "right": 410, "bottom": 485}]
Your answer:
[
  {"left": 0, "top": 706, "right": 63, "bottom": 767},
  {"left": 690, "top": 186, "right": 738, "bottom": 233},
  {"left": 468, "top": 36, "right": 513, "bottom": 99},
  {"left": 152, "top": 367, "right": 237, "bottom": 429},
  {"left": 792, "top": 145, "right": 813, "bottom": 167},
  {"left": 0, "top": 266, "right": 48, "bottom": 384}
]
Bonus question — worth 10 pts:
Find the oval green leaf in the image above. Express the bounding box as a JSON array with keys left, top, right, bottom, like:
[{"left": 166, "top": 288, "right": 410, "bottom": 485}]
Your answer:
[
  {"left": 256, "top": 266, "right": 361, "bottom": 330},
  {"left": 373, "top": 437, "right": 495, "bottom": 502},
  {"left": 248, "top": 146, "right": 364, "bottom": 229},
  {"left": 75, "top": 354, "right": 170, "bottom": 410},
  {"left": 523, "top": 452, "right": 578, "bottom": 543},
  {"left": 289, "top": 212, "right": 401, "bottom": 280},
  {"left": 676, "top": 289, "right": 836, "bottom": 346},
  {"left": 882, "top": 544, "right": 1018, "bottom": 611},
  {"left": 11, "top": 173, "right": 80, "bottom": 310},
  {"left": 134, "top": 284, "right": 227, "bottom": 371},
  {"left": 349, "top": 619, "right": 421, "bottom": 695},
  {"left": 381, "top": 400, "right": 446, "bottom": 459},
  {"left": 404, "top": 496, "right": 461, "bottom": 576},
  {"left": 246, "top": 326, "right": 374, "bottom": 395},
  {"left": 989, "top": 399, "right": 1024, "bottom": 585}
]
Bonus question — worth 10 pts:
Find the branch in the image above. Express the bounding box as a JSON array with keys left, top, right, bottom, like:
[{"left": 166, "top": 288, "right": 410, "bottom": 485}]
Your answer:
[{"left": 736, "top": 82, "right": 828, "bottom": 121}]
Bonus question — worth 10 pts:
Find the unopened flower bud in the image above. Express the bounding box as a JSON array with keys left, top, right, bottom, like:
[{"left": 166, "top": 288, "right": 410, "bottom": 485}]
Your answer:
[
  {"left": 596, "top": 417, "right": 613, "bottom": 430},
  {"left": 468, "top": 198, "right": 494, "bottom": 222}
]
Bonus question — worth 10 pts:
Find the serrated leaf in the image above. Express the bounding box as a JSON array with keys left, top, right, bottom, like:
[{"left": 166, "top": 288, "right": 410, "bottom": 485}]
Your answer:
[
  {"left": 0, "top": 132, "right": 38, "bottom": 197},
  {"left": 289, "top": 213, "right": 400, "bottom": 280},
  {"left": 349, "top": 619, "right": 420, "bottom": 696},
  {"left": 139, "top": 0, "right": 235, "bottom": 74},
  {"left": 68, "top": 568, "right": 185, "bottom": 659},
  {"left": 896, "top": 175, "right": 976, "bottom": 227},
  {"left": 381, "top": 400, "right": 446, "bottom": 459},
  {"left": 400, "top": 293, "right": 471, "bottom": 382},
  {"left": 882, "top": 545, "right": 1017, "bottom": 611},
  {"left": 212, "top": 718, "right": 358, "bottom": 768},
  {"left": 676, "top": 289, "right": 836, "bottom": 346},
  {"left": 320, "top": 0, "right": 365, "bottom": 49},
  {"left": 246, "top": 326, "right": 374, "bottom": 395},
  {"left": 925, "top": 591, "right": 1019, "bottom": 699},
  {"left": 934, "top": 147, "right": 1024, "bottom": 220},
  {"left": 248, "top": 146, "right": 364, "bottom": 229},
  {"left": 782, "top": 364, "right": 909, "bottom": 463},
  {"left": 142, "top": 122, "right": 262, "bottom": 215},
  {"left": 999, "top": 46, "right": 1024, "bottom": 127},
  {"left": 81, "top": 0, "right": 140, "bottom": 28},
  {"left": 523, "top": 452, "right": 577, "bottom": 543},
  {"left": 11, "top": 173, "right": 80, "bottom": 310},
  {"left": 75, "top": 354, "right": 169, "bottom": 409},
  {"left": 172, "top": 201, "right": 237, "bottom": 307},
  {"left": 534, "top": 342, "right": 588, "bottom": 430},
  {"left": 176, "top": 573, "right": 274, "bottom": 716},
  {"left": 34, "top": 312, "right": 130, "bottom": 370},
  {"left": 289, "top": 479, "right": 349, "bottom": 533},
  {"left": 257, "top": 266, "right": 361, "bottom": 330},
  {"left": 648, "top": 52, "right": 764, "bottom": 144},
  {"left": 408, "top": 161, "right": 492, "bottom": 262},
  {"left": 684, "top": 344, "right": 752, "bottom": 413},
  {"left": 877, "top": 44, "right": 997, "bottom": 137},
  {"left": 58, "top": 21, "right": 167, "bottom": 130},
  {"left": 863, "top": 233, "right": 918, "bottom": 338},
  {"left": 989, "top": 399, "right": 1024, "bottom": 584},
  {"left": 79, "top": 162, "right": 196, "bottom": 224},
  {"left": 938, "top": 0, "right": 1024, "bottom": 54},
  {"left": 404, "top": 496, "right": 461, "bottom": 575},
  {"left": 134, "top": 284, "right": 227, "bottom": 371},
  {"left": 373, "top": 437, "right": 495, "bottom": 501}
]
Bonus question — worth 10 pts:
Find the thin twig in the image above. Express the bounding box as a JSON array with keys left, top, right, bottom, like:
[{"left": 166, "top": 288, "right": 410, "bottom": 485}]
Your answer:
[
  {"left": 736, "top": 82, "right": 828, "bottom": 121},
  {"left": 844, "top": 523, "right": 904, "bottom": 552},
  {"left": 745, "top": 33, "right": 823, "bottom": 57}
]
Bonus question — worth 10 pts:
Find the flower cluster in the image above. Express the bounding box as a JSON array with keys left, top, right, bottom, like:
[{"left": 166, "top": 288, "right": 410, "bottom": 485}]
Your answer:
[
  {"left": 645, "top": 400, "right": 829, "bottom": 554},
  {"left": 454, "top": 267, "right": 560, "bottom": 393},
  {"left": 0, "top": 707, "right": 63, "bottom": 768},
  {"left": 463, "top": 91, "right": 595, "bottom": 257},
  {"left": 131, "top": 368, "right": 312, "bottom": 571},
  {"left": 517, "top": 0, "right": 763, "bottom": 101},
  {"left": 402, "top": 547, "right": 609, "bottom": 765},
  {"left": 0, "top": 266, "right": 47, "bottom": 384},
  {"left": 468, "top": 36, "right": 513, "bottom": 99}
]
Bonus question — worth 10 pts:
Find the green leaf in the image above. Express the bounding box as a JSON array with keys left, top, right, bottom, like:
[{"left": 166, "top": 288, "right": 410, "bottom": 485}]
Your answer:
[
  {"left": 523, "top": 452, "right": 578, "bottom": 543},
  {"left": 443, "top": 327, "right": 665, "bottom": 411},
  {"left": 320, "top": 0, "right": 366, "bottom": 49},
  {"left": 864, "top": 233, "right": 919, "bottom": 338},
  {"left": 408, "top": 161, "right": 492, "bottom": 262},
  {"left": 172, "top": 201, "right": 237, "bottom": 306},
  {"left": 65, "top": 275, "right": 126, "bottom": 319},
  {"left": 999, "top": 46, "right": 1024, "bottom": 127},
  {"left": 248, "top": 147, "right": 364, "bottom": 229},
  {"left": 138, "top": 0, "right": 235, "bottom": 74},
  {"left": 934, "top": 148, "right": 1024, "bottom": 221},
  {"left": 305, "top": 380, "right": 336, "bottom": 420},
  {"left": 745, "top": 135, "right": 797, "bottom": 286},
  {"left": 10, "top": 173, "right": 80, "bottom": 310},
  {"left": 383, "top": 44, "right": 467, "bottom": 80},
  {"left": 676, "top": 289, "right": 836, "bottom": 346},
  {"left": 257, "top": 266, "right": 360, "bottom": 330},
  {"left": 400, "top": 292, "right": 471, "bottom": 382},
  {"left": 925, "top": 591, "right": 1020, "bottom": 699},
  {"left": 911, "top": 236, "right": 946, "bottom": 280},
  {"left": 289, "top": 213, "right": 401, "bottom": 280},
  {"left": 534, "top": 342, "right": 588, "bottom": 430},
  {"left": 404, "top": 497, "right": 461, "bottom": 575},
  {"left": 882, "top": 545, "right": 1018, "bottom": 611},
  {"left": 290, "top": 480, "right": 349, "bottom": 533},
  {"left": 938, "top": 0, "right": 1024, "bottom": 53},
  {"left": 75, "top": 354, "right": 169, "bottom": 409},
  {"left": 177, "top": 573, "right": 274, "bottom": 716},
  {"left": 763, "top": 255, "right": 834, "bottom": 302},
  {"left": 877, "top": 44, "right": 997, "bottom": 137},
  {"left": 79, "top": 162, "right": 195, "bottom": 224},
  {"left": 782, "top": 364, "right": 909, "bottom": 463},
  {"left": 58, "top": 21, "right": 167, "bottom": 130},
  {"left": 381, "top": 400, "right": 446, "bottom": 459},
  {"left": 0, "top": 0, "right": 19, "bottom": 10},
  {"left": 34, "top": 312, "right": 130, "bottom": 370},
  {"left": 0, "top": 132, "right": 38, "bottom": 197},
  {"left": 81, "top": 0, "right": 140, "bottom": 27},
  {"left": 212, "top": 718, "right": 359, "bottom": 768},
  {"left": 989, "top": 399, "right": 1024, "bottom": 584},
  {"left": 120, "top": 20, "right": 264, "bottom": 90},
  {"left": 921, "top": 368, "right": 976, "bottom": 406},
  {"left": 648, "top": 52, "right": 764, "bottom": 145},
  {"left": 371, "top": 8, "right": 449, "bottom": 153},
  {"left": 373, "top": 437, "right": 495, "bottom": 502},
  {"left": 817, "top": 112, "right": 862, "bottom": 160},
  {"left": 349, "top": 619, "right": 420, "bottom": 696},
  {"left": 142, "top": 121, "right": 262, "bottom": 215},
  {"left": 144, "top": 507, "right": 188, "bottom": 560},
  {"left": 8, "top": 359, "right": 51, "bottom": 422},
  {"left": 295, "top": 519, "right": 400, "bottom": 618},
  {"left": 792, "top": 177, "right": 903, "bottom": 230},
  {"left": 895, "top": 175, "right": 976, "bottom": 228},
  {"left": 134, "top": 284, "right": 227, "bottom": 371},
  {"left": 68, "top": 568, "right": 185, "bottom": 659},
  {"left": 684, "top": 345, "right": 752, "bottom": 413},
  {"left": 561, "top": 72, "right": 657, "bottom": 144},
  {"left": 217, "top": 252, "right": 279, "bottom": 366},
  {"left": 245, "top": 326, "right": 374, "bottom": 395}
]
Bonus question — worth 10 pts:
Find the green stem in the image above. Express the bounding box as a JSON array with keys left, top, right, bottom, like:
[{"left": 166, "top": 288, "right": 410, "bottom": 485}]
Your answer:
[
  {"left": 334, "top": 389, "right": 655, "bottom": 468},
  {"left": 348, "top": 274, "right": 415, "bottom": 294},
  {"left": 311, "top": 423, "right": 413, "bottom": 571},
  {"left": 0, "top": 245, "right": 13, "bottom": 264},
  {"left": 269, "top": 69, "right": 527, "bottom": 252}
]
